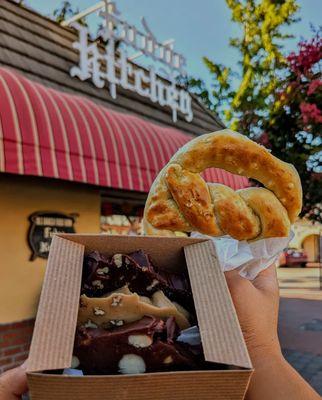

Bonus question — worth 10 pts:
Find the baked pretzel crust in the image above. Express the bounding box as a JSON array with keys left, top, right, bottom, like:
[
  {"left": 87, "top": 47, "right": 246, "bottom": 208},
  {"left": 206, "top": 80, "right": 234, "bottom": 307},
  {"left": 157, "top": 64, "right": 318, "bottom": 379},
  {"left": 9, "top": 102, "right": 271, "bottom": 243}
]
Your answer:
[{"left": 143, "top": 129, "right": 302, "bottom": 240}]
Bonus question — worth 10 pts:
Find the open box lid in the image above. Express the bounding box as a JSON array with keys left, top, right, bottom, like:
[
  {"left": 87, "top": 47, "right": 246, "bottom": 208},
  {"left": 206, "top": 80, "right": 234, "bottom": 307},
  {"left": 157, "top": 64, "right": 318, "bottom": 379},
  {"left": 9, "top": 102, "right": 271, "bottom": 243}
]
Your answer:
[
  {"left": 184, "top": 241, "right": 252, "bottom": 369},
  {"left": 27, "top": 234, "right": 252, "bottom": 373}
]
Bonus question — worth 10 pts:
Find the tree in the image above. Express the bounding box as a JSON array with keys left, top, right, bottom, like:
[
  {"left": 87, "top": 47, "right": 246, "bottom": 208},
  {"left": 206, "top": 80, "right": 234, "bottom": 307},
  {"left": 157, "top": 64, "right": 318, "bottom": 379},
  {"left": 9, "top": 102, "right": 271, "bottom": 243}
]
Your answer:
[
  {"left": 52, "top": 1, "right": 87, "bottom": 26},
  {"left": 261, "top": 32, "right": 322, "bottom": 223},
  {"left": 53, "top": 1, "right": 73, "bottom": 24},
  {"left": 185, "top": 0, "right": 321, "bottom": 222},
  {"left": 186, "top": 0, "right": 299, "bottom": 137}
]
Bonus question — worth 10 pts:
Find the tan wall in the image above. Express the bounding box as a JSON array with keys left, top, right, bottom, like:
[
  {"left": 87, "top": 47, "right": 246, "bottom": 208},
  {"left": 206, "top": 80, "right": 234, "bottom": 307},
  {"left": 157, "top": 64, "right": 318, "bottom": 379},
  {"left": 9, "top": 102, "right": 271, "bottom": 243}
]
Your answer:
[
  {"left": 289, "top": 219, "right": 321, "bottom": 249},
  {"left": 302, "top": 235, "right": 319, "bottom": 262},
  {"left": 0, "top": 174, "right": 100, "bottom": 323}
]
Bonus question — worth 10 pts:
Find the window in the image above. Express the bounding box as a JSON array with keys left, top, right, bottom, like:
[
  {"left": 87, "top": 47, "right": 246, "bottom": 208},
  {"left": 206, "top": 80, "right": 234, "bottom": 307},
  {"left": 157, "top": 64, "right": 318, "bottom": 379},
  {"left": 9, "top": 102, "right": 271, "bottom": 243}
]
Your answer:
[{"left": 100, "top": 201, "right": 144, "bottom": 235}]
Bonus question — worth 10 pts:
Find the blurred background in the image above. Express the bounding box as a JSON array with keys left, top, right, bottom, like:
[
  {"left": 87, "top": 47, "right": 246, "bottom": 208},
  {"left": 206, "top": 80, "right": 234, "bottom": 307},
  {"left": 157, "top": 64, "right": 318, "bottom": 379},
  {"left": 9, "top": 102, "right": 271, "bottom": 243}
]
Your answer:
[{"left": 0, "top": 0, "right": 321, "bottom": 393}]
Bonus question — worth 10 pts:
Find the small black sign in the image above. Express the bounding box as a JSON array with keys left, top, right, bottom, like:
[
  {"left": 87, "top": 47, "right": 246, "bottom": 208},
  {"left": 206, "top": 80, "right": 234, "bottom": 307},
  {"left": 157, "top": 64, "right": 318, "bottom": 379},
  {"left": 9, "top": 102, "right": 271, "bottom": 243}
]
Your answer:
[{"left": 28, "top": 211, "right": 77, "bottom": 260}]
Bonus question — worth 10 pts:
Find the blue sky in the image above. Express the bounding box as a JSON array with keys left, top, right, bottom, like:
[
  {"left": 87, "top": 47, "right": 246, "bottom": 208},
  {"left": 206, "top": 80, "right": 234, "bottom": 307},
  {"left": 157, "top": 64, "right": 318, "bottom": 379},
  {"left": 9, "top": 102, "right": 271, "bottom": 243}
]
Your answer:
[{"left": 27, "top": 0, "right": 321, "bottom": 86}]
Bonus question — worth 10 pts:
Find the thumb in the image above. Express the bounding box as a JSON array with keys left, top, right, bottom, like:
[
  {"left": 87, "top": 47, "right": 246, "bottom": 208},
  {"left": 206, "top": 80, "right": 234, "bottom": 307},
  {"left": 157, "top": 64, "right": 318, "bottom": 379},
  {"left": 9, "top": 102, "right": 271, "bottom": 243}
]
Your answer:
[
  {"left": 0, "top": 362, "right": 28, "bottom": 400},
  {"left": 252, "top": 264, "right": 279, "bottom": 294},
  {"left": 225, "top": 268, "right": 254, "bottom": 296}
]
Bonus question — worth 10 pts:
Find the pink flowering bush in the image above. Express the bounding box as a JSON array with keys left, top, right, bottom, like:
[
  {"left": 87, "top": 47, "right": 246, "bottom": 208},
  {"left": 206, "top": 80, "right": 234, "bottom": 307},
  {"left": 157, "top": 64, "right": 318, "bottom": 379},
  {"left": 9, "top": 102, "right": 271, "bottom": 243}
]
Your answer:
[
  {"left": 287, "top": 35, "right": 322, "bottom": 75},
  {"left": 261, "top": 31, "right": 321, "bottom": 223},
  {"left": 307, "top": 79, "right": 322, "bottom": 95},
  {"left": 300, "top": 102, "right": 322, "bottom": 124}
]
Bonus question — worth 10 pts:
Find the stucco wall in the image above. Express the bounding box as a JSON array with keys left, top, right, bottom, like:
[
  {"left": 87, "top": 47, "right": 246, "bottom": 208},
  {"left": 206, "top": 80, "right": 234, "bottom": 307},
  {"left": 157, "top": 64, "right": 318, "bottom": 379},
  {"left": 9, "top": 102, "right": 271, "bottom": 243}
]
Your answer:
[
  {"left": 303, "top": 235, "right": 319, "bottom": 262},
  {"left": 0, "top": 174, "right": 100, "bottom": 323},
  {"left": 289, "top": 219, "right": 321, "bottom": 249}
]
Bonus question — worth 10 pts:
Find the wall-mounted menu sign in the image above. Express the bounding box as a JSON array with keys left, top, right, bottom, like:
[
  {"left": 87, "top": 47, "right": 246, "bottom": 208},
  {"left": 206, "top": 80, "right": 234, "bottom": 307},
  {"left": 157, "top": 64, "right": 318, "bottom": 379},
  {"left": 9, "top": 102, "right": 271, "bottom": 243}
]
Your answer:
[{"left": 28, "top": 212, "right": 76, "bottom": 260}]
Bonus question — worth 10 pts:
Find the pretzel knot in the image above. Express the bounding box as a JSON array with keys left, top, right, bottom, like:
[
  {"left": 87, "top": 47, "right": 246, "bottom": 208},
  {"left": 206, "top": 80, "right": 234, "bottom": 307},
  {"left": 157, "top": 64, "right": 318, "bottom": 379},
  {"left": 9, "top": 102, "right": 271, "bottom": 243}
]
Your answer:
[{"left": 143, "top": 130, "right": 302, "bottom": 240}]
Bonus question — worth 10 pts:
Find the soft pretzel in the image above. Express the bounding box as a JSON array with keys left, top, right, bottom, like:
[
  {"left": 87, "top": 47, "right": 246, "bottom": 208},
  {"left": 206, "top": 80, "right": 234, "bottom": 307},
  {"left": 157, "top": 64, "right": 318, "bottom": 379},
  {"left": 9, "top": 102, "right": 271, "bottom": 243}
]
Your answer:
[{"left": 143, "top": 129, "right": 302, "bottom": 240}]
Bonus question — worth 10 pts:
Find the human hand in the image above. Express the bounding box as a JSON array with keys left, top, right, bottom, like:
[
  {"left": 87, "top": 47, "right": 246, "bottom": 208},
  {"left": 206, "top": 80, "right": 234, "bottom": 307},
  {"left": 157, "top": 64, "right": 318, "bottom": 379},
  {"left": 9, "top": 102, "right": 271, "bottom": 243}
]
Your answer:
[
  {"left": 226, "top": 265, "right": 321, "bottom": 400},
  {"left": 225, "top": 264, "right": 281, "bottom": 362},
  {"left": 0, "top": 362, "right": 28, "bottom": 400}
]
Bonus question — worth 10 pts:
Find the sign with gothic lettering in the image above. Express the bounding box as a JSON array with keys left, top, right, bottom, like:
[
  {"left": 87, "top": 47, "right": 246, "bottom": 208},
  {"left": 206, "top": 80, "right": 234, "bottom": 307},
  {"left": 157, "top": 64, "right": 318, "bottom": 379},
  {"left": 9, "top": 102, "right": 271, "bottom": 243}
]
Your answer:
[
  {"left": 28, "top": 212, "right": 76, "bottom": 260},
  {"left": 68, "top": 0, "right": 193, "bottom": 123}
]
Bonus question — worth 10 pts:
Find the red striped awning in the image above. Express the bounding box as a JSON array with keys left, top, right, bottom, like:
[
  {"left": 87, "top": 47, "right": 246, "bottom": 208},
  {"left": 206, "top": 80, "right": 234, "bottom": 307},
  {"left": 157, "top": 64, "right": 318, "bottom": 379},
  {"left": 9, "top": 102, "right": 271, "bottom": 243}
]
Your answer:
[{"left": 0, "top": 67, "right": 248, "bottom": 192}]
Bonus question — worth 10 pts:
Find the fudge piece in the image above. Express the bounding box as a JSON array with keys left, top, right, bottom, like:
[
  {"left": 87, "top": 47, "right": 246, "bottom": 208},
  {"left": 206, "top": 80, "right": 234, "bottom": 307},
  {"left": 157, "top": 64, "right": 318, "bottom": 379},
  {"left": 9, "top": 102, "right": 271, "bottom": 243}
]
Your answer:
[
  {"left": 74, "top": 316, "right": 199, "bottom": 375},
  {"left": 82, "top": 250, "right": 194, "bottom": 313},
  {"left": 82, "top": 251, "right": 167, "bottom": 296},
  {"left": 78, "top": 290, "right": 190, "bottom": 330},
  {"left": 74, "top": 250, "right": 202, "bottom": 375}
]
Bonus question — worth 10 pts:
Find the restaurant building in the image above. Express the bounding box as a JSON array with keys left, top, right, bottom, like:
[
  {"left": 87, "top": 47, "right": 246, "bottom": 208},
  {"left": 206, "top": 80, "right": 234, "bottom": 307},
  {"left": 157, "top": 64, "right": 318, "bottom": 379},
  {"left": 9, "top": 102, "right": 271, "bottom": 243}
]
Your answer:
[
  {"left": 0, "top": 0, "right": 248, "bottom": 372},
  {"left": 288, "top": 220, "right": 321, "bottom": 267}
]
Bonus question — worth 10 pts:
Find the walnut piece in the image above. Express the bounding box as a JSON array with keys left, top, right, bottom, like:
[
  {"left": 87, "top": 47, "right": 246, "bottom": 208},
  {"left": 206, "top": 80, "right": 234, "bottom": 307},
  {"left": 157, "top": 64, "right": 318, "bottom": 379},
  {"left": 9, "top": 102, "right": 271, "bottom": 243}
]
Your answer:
[
  {"left": 96, "top": 267, "right": 109, "bottom": 275},
  {"left": 93, "top": 307, "right": 105, "bottom": 316},
  {"left": 112, "top": 254, "right": 123, "bottom": 268}
]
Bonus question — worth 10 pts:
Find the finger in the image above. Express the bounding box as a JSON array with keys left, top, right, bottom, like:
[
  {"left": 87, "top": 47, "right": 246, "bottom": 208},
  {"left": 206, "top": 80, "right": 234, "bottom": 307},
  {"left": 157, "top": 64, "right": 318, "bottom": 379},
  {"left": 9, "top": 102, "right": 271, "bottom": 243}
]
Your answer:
[{"left": 0, "top": 363, "right": 28, "bottom": 399}]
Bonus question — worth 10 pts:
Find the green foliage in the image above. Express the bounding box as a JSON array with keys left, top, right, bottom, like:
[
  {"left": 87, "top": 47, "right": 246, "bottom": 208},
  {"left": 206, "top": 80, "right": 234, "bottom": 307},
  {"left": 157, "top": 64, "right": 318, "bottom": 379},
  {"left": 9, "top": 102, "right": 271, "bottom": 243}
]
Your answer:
[
  {"left": 187, "top": 0, "right": 322, "bottom": 222},
  {"left": 52, "top": 1, "right": 87, "bottom": 27},
  {"left": 53, "top": 1, "right": 72, "bottom": 24},
  {"left": 187, "top": 0, "right": 299, "bottom": 136}
]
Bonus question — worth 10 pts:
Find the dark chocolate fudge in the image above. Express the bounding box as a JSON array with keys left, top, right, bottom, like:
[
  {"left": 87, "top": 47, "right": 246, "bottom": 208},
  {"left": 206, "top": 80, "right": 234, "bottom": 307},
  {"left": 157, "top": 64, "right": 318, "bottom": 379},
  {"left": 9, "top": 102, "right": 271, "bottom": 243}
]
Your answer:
[{"left": 74, "top": 250, "right": 202, "bottom": 375}]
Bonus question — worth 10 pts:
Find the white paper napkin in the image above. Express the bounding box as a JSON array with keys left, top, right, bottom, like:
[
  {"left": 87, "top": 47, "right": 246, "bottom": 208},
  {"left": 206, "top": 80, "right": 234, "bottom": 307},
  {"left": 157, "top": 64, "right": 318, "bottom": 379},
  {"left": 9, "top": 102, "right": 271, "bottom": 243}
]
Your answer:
[
  {"left": 191, "top": 231, "right": 294, "bottom": 280},
  {"left": 63, "top": 368, "right": 84, "bottom": 376},
  {"left": 176, "top": 326, "right": 201, "bottom": 346}
]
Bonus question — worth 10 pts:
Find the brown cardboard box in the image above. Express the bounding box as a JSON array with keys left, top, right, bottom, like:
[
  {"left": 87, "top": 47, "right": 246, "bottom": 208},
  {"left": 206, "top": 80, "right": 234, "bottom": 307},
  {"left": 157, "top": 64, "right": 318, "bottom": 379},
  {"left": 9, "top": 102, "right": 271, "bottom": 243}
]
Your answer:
[{"left": 26, "top": 234, "right": 253, "bottom": 400}]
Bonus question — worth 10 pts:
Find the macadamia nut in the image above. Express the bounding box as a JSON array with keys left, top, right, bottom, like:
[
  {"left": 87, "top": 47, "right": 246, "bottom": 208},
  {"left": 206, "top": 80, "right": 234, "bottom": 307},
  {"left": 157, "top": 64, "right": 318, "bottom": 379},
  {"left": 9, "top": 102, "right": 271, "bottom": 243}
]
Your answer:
[
  {"left": 118, "top": 354, "right": 146, "bottom": 374},
  {"left": 128, "top": 334, "right": 153, "bottom": 348}
]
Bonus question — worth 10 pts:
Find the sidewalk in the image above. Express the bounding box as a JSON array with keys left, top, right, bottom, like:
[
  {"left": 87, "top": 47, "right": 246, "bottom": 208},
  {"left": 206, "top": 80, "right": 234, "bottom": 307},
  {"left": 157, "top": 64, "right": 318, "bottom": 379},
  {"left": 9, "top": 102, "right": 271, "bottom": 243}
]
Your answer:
[
  {"left": 277, "top": 267, "right": 322, "bottom": 394},
  {"left": 282, "top": 349, "right": 322, "bottom": 394},
  {"left": 278, "top": 266, "right": 322, "bottom": 300},
  {"left": 280, "top": 288, "right": 322, "bottom": 300}
]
